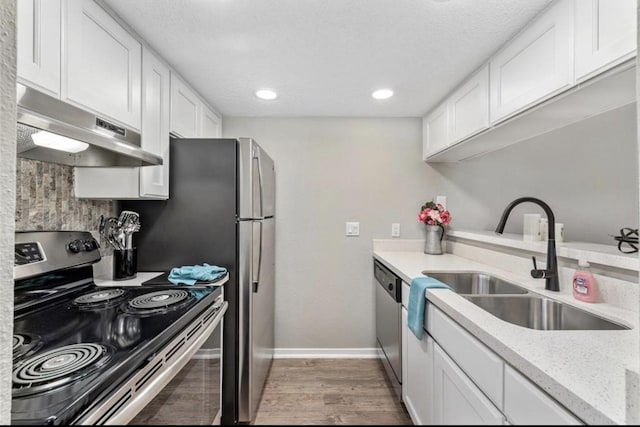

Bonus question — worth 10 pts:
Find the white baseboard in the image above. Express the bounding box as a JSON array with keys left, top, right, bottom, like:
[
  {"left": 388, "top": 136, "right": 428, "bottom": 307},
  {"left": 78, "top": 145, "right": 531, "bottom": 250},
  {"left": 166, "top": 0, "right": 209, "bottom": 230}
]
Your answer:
[{"left": 273, "top": 348, "right": 380, "bottom": 359}]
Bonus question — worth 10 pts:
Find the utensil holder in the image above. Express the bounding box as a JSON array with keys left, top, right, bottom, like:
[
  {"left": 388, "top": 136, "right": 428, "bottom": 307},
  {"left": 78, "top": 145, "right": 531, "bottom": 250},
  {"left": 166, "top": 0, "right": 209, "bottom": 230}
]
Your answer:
[{"left": 113, "top": 248, "right": 137, "bottom": 281}]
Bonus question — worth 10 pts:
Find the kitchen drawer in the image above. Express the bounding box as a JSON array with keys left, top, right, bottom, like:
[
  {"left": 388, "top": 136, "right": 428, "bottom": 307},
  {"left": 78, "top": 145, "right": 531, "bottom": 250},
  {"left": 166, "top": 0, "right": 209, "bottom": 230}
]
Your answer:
[
  {"left": 504, "top": 365, "right": 582, "bottom": 425},
  {"left": 427, "top": 305, "right": 504, "bottom": 409}
]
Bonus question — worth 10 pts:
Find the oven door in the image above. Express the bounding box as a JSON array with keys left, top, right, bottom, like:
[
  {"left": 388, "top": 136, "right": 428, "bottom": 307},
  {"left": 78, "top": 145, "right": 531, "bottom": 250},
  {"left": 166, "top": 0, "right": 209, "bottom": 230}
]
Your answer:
[
  {"left": 76, "top": 297, "right": 228, "bottom": 425},
  {"left": 130, "top": 320, "right": 224, "bottom": 425}
]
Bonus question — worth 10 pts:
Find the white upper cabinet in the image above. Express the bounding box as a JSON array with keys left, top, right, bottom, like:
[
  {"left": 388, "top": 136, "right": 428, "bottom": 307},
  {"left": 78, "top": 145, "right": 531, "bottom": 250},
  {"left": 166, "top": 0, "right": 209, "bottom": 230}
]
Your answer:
[
  {"left": 170, "top": 73, "right": 201, "bottom": 137},
  {"left": 139, "top": 47, "right": 171, "bottom": 198},
  {"left": 201, "top": 104, "right": 222, "bottom": 138},
  {"left": 490, "top": 0, "right": 574, "bottom": 123},
  {"left": 75, "top": 48, "right": 171, "bottom": 200},
  {"left": 62, "top": 0, "right": 142, "bottom": 130},
  {"left": 422, "top": 102, "right": 449, "bottom": 158},
  {"left": 575, "top": 0, "right": 637, "bottom": 82},
  {"left": 433, "top": 344, "right": 505, "bottom": 425},
  {"left": 449, "top": 65, "right": 489, "bottom": 143},
  {"left": 17, "top": 0, "right": 61, "bottom": 97}
]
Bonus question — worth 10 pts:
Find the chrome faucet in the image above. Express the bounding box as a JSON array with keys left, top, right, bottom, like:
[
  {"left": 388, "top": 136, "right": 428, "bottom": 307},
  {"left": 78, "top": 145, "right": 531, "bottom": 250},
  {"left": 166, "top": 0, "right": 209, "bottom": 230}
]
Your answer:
[{"left": 495, "top": 197, "right": 560, "bottom": 292}]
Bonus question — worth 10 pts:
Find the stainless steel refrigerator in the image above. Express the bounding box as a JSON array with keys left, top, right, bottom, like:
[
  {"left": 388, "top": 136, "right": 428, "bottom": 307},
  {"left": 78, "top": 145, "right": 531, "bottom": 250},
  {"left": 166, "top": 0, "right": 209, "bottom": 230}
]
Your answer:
[{"left": 123, "top": 137, "right": 275, "bottom": 424}]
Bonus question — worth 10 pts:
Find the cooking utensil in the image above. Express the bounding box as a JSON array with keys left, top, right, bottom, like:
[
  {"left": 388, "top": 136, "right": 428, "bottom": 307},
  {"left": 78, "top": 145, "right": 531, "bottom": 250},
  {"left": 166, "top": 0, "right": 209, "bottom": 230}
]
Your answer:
[
  {"left": 120, "top": 211, "right": 140, "bottom": 250},
  {"left": 101, "top": 216, "right": 124, "bottom": 250},
  {"left": 100, "top": 211, "right": 141, "bottom": 251}
]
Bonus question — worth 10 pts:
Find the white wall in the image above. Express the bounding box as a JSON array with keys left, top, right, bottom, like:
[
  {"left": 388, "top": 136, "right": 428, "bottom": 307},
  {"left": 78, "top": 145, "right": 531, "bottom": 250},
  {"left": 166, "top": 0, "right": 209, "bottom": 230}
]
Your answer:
[
  {"left": 224, "top": 117, "right": 435, "bottom": 348},
  {"left": 432, "top": 104, "right": 638, "bottom": 244},
  {"left": 0, "top": 0, "right": 16, "bottom": 422}
]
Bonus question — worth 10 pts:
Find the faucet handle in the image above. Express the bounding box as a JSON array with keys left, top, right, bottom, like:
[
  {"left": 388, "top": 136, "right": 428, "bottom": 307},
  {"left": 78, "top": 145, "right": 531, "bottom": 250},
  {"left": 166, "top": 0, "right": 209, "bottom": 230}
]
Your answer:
[{"left": 530, "top": 256, "right": 546, "bottom": 279}]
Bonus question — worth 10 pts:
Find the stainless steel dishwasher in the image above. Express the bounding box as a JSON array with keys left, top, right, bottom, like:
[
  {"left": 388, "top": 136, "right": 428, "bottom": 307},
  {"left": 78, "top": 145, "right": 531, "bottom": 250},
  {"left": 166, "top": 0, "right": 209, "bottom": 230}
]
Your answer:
[{"left": 374, "top": 259, "right": 402, "bottom": 401}]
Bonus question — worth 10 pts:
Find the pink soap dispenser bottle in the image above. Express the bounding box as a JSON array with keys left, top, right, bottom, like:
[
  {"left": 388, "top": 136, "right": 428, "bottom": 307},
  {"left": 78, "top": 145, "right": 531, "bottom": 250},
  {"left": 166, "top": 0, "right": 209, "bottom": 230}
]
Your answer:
[{"left": 573, "top": 260, "right": 597, "bottom": 303}]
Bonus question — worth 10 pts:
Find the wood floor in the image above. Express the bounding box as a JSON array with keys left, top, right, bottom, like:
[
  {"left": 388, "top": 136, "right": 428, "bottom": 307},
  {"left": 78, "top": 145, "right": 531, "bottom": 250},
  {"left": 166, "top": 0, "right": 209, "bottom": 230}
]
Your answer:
[{"left": 253, "top": 359, "right": 412, "bottom": 425}]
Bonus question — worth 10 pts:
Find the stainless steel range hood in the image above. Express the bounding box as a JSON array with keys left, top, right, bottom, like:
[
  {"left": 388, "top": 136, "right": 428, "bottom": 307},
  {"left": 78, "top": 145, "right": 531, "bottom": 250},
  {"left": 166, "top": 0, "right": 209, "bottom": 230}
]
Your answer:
[{"left": 16, "top": 83, "right": 162, "bottom": 167}]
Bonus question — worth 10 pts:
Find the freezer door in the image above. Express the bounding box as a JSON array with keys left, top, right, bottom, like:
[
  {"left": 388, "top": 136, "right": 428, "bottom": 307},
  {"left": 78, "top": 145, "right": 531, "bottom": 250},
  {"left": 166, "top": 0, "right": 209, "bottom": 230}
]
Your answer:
[
  {"left": 255, "top": 144, "right": 275, "bottom": 218},
  {"left": 239, "top": 138, "right": 275, "bottom": 219},
  {"left": 238, "top": 218, "right": 275, "bottom": 423}
]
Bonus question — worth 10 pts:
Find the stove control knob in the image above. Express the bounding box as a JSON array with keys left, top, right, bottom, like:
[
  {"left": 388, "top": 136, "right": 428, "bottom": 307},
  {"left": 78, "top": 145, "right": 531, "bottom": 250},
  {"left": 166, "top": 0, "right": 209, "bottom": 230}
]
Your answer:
[
  {"left": 68, "top": 240, "right": 82, "bottom": 254},
  {"left": 83, "top": 239, "right": 99, "bottom": 251}
]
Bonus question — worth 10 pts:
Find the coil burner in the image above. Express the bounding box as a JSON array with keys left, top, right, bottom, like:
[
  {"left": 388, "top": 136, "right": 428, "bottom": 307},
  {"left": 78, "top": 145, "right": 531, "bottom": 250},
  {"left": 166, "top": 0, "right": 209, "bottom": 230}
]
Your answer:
[
  {"left": 13, "top": 334, "right": 40, "bottom": 361},
  {"left": 73, "top": 289, "right": 126, "bottom": 308},
  {"left": 125, "top": 290, "right": 193, "bottom": 315},
  {"left": 13, "top": 343, "right": 110, "bottom": 396}
]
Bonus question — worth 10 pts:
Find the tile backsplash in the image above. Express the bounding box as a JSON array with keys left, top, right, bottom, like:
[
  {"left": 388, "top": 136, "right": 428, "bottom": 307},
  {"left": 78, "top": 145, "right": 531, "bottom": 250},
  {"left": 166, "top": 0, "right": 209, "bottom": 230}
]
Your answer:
[{"left": 15, "top": 158, "right": 117, "bottom": 252}]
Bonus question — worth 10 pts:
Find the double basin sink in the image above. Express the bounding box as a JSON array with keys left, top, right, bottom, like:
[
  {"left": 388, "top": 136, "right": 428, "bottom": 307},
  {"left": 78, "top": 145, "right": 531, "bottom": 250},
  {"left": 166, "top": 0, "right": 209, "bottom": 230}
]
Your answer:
[{"left": 421, "top": 272, "right": 628, "bottom": 331}]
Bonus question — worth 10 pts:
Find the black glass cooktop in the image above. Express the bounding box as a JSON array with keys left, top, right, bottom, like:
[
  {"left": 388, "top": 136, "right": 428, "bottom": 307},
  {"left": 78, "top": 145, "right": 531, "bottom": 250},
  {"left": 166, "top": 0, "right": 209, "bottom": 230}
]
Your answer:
[{"left": 11, "top": 283, "right": 221, "bottom": 425}]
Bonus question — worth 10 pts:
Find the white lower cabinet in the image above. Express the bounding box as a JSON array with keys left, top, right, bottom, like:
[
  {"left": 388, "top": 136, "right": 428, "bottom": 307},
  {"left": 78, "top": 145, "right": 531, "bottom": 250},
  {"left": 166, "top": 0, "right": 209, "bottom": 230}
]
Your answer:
[
  {"left": 504, "top": 366, "right": 582, "bottom": 425},
  {"left": 433, "top": 343, "right": 504, "bottom": 425},
  {"left": 399, "top": 300, "right": 582, "bottom": 425},
  {"left": 401, "top": 308, "right": 434, "bottom": 425},
  {"left": 428, "top": 306, "right": 503, "bottom": 407}
]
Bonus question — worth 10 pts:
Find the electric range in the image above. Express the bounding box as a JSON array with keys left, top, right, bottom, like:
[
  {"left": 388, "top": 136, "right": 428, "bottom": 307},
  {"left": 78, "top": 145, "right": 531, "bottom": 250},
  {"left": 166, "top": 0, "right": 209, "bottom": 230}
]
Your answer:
[{"left": 12, "top": 231, "right": 227, "bottom": 425}]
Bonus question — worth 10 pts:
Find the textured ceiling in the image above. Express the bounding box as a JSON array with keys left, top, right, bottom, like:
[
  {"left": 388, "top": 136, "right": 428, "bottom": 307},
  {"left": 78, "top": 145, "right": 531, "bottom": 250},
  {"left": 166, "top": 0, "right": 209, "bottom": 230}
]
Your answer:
[{"left": 103, "top": 0, "right": 554, "bottom": 117}]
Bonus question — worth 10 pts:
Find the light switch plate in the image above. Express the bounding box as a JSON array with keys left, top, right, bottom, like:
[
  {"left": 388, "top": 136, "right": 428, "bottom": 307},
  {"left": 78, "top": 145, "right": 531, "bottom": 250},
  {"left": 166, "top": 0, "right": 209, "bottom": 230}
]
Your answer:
[
  {"left": 391, "top": 223, "right": 400, "bottom": 237},
  {"left": 436, "top": 195, "right": 447, "bottom": 209},
  {"left": 345, "top": 222, "right": 360, "bottom": 237}
]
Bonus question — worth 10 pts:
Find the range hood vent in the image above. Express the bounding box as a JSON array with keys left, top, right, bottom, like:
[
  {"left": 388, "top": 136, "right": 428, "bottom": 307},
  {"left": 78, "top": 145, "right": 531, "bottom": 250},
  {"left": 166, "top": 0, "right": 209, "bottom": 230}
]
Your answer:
[{"left": 16, "top": 84, "right": 162, "bottom": 167}]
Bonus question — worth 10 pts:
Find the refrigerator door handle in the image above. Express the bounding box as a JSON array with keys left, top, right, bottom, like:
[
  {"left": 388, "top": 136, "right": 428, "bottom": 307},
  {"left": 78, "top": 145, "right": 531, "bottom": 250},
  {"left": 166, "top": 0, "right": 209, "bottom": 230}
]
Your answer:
[
  {"left": 252, "top": 221, "right": 263, "bottom": 293},
  {"left": 253, "top": 147, "right": 264, "bottom": 219}
]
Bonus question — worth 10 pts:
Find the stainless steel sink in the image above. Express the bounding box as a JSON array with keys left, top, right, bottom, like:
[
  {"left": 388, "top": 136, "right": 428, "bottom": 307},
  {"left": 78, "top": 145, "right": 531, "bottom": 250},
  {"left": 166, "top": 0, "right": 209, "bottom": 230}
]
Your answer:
[
  {"left": 463, "top": 295, "right": 629, "bottom": 330},
  {"left": 422, "top": 272, "right": 528, "bottom": 295}
]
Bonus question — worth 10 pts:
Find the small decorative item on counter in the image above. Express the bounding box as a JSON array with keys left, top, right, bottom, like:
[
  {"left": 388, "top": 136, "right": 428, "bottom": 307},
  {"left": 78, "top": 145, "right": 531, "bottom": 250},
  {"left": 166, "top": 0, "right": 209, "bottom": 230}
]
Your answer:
[
  {"left": 418, "top": 200, "right": 452, "bottom": 255},
  {"left": 539, "top": 218, "right": 548, "bottom": 240},
  {"left": 523, "top": 213, "right": 541, "bottom": 241},
  {"left": 99, "top": 211, "right": 141, "bottom": 280},
  {"left": 572, "top": 260, "right": 597, "bottom": 303},
  {"left": 610, "top": 227, "right": 638, "bottom": 254},
  {"left": 113, "top": 248, "right": 137, "bottom": 281},
  {"left": 537, "top": 219, "right": 564, "bottom": 242}
]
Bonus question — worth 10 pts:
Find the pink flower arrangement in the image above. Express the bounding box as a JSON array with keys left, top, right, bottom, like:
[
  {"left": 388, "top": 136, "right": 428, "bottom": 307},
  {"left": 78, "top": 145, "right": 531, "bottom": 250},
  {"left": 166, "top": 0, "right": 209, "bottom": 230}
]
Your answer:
[{"left": 418, "top": 201, "right": 452, "bottom": 226}]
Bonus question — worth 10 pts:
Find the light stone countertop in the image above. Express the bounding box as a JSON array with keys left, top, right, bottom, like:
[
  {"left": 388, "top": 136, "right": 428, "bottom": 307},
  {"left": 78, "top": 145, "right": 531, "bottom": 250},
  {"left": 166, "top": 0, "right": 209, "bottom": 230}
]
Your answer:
[{"left": 373, "top": 250, "right": 639, "bottom": 425}]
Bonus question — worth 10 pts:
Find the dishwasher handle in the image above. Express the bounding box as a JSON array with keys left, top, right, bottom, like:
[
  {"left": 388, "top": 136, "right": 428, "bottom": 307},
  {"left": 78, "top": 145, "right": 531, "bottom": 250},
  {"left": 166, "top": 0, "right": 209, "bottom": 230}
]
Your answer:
[{"left": 374, "top": 260, "right": 402, "bottom": 303}]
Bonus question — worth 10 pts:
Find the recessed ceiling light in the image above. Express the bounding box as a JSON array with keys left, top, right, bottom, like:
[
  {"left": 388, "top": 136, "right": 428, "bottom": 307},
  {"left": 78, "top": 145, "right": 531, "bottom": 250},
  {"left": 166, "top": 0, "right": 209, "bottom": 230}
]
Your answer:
[
  {"left": 372, "top": 89, "right": 394, "bottom": 100},
  {"left": 255, "top": 89, "right": 278, "bottom": 100}
]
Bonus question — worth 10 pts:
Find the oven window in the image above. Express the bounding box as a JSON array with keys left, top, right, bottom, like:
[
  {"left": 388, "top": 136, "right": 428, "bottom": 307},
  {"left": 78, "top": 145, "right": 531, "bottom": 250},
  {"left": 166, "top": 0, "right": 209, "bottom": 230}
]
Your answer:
[{"left": 130, "top": 327, "right": 222, "bottom": 425}]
